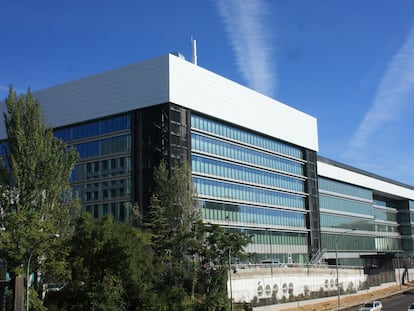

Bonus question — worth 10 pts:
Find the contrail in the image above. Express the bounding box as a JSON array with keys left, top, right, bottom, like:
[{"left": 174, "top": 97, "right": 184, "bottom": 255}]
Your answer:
[
  {"left": 349, "top": 25, "right": 414, "bottom": 151},
  {"left": 215, "top": 0, "right": 277, "bottom": 98}
]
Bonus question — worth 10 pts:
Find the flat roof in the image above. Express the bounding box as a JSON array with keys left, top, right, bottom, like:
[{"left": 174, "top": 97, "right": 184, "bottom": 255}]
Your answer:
[{"left": 318, "top": 156, "right": 414, "bottom": 199}]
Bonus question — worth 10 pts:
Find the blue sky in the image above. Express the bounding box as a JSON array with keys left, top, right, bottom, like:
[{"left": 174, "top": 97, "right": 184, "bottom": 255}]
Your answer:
[{"left": 2, "top": 0, "right": 414, "bottom": 185}]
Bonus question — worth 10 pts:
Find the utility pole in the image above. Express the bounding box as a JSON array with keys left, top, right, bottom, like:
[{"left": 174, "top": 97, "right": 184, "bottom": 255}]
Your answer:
[{"left": 14, "top": 275, "right": 24, "bottom": 311}]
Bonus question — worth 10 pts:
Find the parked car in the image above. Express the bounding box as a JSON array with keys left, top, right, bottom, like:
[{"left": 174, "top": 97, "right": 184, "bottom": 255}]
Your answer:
[
  {"left": 408, "top": 302, "right": 414, "bottom": 311},
  {"left": 358, "top": 301, "right": 383, "bottom": 311},
  {"left": 260, "top": 260, "right": 286, "bottom": 267}
]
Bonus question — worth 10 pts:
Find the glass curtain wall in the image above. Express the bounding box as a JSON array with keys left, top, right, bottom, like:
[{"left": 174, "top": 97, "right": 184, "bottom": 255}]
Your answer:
[
  {"left": 373, "top": 196, "right": 402, "bottom": 252},
  {"left": 54, "top": 114, "right": 133, "bottom": 222},
  {"left": 191, "top": 114, "right": 309, "bottom": 263},
  {"left": 399, "top": 201, "right": 414, "bottom": 251},
  {"left": 319, "top": 177, "right": 403, "bottom": 266}
]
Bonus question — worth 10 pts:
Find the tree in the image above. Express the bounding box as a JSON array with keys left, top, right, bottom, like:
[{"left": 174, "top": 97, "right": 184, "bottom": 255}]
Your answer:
[
  {"left": 195, "top": 224, "right": 251, "bottom": 311},
  {"left": 145, "top": 161, "right": 201, "bottom": 310},
  {"left": 146, "top": 161, "right": 251, "bottom": 310},
  {"left": 45, "top": 214, "right": 160, "bottom": 311},
  {"left": 0, "top": 87, "right": 80, "bottom": 308}
]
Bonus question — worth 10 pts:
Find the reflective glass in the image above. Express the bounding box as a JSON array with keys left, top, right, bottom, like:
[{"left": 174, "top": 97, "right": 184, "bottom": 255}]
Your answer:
[
  {"left": 375, "top": 235, "right": 402, "bottom": 251},
  {"left": 194, "top": 177, "right": 305, "bottom": 209},
  {"left": 247, "top": 228, "right": 308, "bottom": 263},
  {"left": 318, "top": 177, "right": 372, "bottom": 200},
  {"left": 375, "top": 223, "right": 399, "bottom": 233},
  {"left": 201, "top": 200, "right": 307, "bottom": 228},
  {"left": 54, "top": 114, "right": 131, "bottom": 142},
  {"left": 319, "top": 194, "right": 372, "bottom": 216},
  {"left": 373, "top": 197, "right": 398, "bottom": 209},
  {"left": 192, "top": 155, "right": 304, "bottom": 193},
  {"left": 74, "top": 135, "right": 131, "bottom": 158},
  {"left": 320, "top": 213, "right": 374, "bottom": 231},
  {"left": 191, "top": 114, "right": 303, "bottom": 159},
  {"left": 321, "top": 233, "right": 376, "bottom": 252},
  {"left": 192, "top": 133, "right": 303, "bottom": 176},
  {"left": 373, "top": 208, "right": 397, "bottom": 222}
]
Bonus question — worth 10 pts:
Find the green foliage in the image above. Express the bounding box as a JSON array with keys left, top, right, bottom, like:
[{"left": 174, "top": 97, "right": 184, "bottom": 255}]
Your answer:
[
  {"left": 28, "top": 288, "right": 47, "bottom": 311},
  {"left": 0, "top": 87, "right": 80, "bottom": 274},
  {"left": 146, "top": 161, "right": 251, "bottom": 310},
  {"left": 145, "top": 161, "right": 201, "bottom": 310},
  {"left": 0, "top": 87, "right": 80, "bottom": 310},
  {"left": 88, "top": 274, "right": 125, "bottom": 311},
  {"left": 44, "top": 159, "right": 251, "bottom": 310},
  {"left": 195, "top": 224, "right": 251, "bottom": 310},
  {"left": 45, "top": 214, "right": 159, "bottom": 311}
]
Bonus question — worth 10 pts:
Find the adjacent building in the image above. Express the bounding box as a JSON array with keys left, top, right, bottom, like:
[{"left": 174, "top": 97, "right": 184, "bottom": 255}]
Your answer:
[
  {"left": 2, "top": 53, "right": 413, "bottom": 269},
  {"left": 318, "top": 157, "right": 414, "bottom": 268}
]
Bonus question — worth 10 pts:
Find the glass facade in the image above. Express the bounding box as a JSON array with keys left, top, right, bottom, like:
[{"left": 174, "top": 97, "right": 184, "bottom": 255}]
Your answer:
[
  {"left": 319, "top": 176, "right": 404, "bottom": 266},
  {"left": 192, "top": 155, "right": 304, "bottom": 192},
  {"left": 320, "top": 214, "right": 374, "bottom": 231},
  {"left": 201, "top": 200, "right": 306, "bottom": 228},
  {"left": 249, "top": 229, "right": 308, "bottom": 263},
  {"left": 319, "top": 195, "right": 372, "bottom": 216},
  {"left": 322, "top": 233, "right": 375, "bottom": 252},
  {"left": 194, "top": 177, "right": 305, "bottom": 209},
  {"left": 54, "top": 114, "right": 133, "bottom": 222},
  {"left": 191, "top": 114, "right": 309, "bottom": 263},
  {"left": 318, "top": 177, "right": 372, "bottom": 200},
  {"left": 191, "top": 114, "right": 302, "bottom": 159},
  {"left": 372, "top": 196, "right": 402, "bottom": 251}
]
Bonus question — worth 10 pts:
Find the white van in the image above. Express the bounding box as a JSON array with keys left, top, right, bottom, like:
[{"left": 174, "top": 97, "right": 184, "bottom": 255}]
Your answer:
[{"left": 260, "top": 260, "right": 284, "bottom": 267}]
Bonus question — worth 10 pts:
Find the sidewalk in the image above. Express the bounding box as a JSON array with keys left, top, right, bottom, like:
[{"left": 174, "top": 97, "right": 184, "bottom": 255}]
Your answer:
[{"left": 253, "top": 282, "right": 410, "bottom": 311}]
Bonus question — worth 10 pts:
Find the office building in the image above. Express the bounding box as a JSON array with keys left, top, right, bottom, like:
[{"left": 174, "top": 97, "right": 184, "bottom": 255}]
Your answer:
[{"left": 2, "top": 54, "right": 413, "bottom": 267}]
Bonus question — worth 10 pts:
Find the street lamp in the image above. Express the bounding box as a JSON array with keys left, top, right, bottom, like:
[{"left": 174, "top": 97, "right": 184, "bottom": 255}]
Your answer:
[
  {"left": 266, "top": 228, "right": 274, "bottom": 276},
  {"left": 26, "top": 234, "right": 60, "bottom": 311},
  {"left": 396, "top": 250, "right": 402, "bottom": 290},
  {"left": 335, "top": 228, "right": 356, "bottom": 309},
  {"left": 228, "top": 247, "right": 234, "bottom": 311}
]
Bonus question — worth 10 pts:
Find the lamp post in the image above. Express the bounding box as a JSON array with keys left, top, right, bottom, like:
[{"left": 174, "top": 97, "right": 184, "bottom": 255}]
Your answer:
[
  {"left": 396, "top": 250, "right": 402, "bottom": 290},
  {"left": 335, "top": 228, "right": 356, "bottom": 309},
  {"left": 266, "top": 228, "right": 274, "bottom": 276},
  {"left": 228, "top": 247, "right": 234, "bottom": 311},
  {"left": 26, "top": 234, "right": 60, "bottom": 311}
]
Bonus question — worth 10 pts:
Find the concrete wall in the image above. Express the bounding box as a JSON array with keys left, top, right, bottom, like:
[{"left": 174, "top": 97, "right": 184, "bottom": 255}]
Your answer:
[{"left": 228, "top": 266, "right": 366, "bottom": 303}]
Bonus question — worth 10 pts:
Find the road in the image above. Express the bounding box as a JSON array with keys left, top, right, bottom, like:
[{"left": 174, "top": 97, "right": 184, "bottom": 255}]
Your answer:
[{"left": 347, "top": 290, "right": 414, "bottom": 311}]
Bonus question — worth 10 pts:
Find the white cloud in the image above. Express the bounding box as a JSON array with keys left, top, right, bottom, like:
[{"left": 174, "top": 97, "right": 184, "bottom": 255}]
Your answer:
[
  {"left": 215, "top": 0, "right": 277, "bottom": 97},
  {"left": 349, "top": 25, "right": 414, "bottom": 151}
]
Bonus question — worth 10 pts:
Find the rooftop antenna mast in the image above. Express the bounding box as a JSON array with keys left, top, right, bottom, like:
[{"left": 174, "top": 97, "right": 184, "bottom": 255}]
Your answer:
[{"left": 191, "top": 36, "right": 197, "bottom": 65}]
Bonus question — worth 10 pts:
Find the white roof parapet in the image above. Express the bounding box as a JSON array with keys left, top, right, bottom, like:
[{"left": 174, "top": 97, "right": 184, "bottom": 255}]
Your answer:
[
  {"left": 168, "top": 54, "right": 318, "bottom": 151},
  {"left": 318, "top": 159, "right": 414, "bottom": 199}
]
